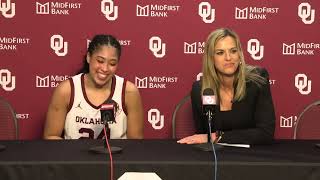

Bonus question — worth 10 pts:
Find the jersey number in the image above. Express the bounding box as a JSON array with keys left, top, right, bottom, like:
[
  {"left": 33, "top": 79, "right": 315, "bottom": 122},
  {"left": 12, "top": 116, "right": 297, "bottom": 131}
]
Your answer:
[{"left": 78, "top": 126, "right": 110, "bottom": 139}]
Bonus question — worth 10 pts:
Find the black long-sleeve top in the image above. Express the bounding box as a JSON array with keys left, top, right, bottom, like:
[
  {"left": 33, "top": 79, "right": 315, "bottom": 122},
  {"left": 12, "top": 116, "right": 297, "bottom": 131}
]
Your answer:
[{"left": 191, "top": 68, "right": 275, "bottom": 145}]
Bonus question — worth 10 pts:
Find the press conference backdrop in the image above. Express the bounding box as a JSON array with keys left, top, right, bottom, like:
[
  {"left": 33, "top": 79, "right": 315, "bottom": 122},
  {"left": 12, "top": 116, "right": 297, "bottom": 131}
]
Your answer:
[{"left": 0, "top": 0, "right": 319, "bottom": 139}]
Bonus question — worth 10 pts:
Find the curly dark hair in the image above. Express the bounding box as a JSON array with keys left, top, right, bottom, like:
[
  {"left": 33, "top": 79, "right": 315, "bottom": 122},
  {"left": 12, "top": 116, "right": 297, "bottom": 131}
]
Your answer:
[{"left": 77, "top": 34, "right": 121, "bottom": 74}]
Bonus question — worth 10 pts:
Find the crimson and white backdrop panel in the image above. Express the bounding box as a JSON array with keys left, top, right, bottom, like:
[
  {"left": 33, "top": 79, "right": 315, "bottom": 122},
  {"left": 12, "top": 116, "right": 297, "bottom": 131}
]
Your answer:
[{"left": 1, "top": 0, "right": 319, "bottom": 139}]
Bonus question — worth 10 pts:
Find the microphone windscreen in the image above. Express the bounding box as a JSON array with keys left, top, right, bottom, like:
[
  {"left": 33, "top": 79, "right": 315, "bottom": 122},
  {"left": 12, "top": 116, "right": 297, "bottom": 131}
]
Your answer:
[
  {"left": 100, "top": 102, "right": 115, "bottom": 124},
  {"left": 100, "top": 104, "right": 114, "bottom": 111},
  {"left": 203, "top": 88, "right": 214, "bottom": 96},
  {"left": 202, "top": 88, "right": 216, "bottom": 105}
]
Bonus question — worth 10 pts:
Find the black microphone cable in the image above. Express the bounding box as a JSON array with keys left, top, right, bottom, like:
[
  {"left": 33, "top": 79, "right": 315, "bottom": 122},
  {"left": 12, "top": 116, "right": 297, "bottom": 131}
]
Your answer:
[
  {"left": 208, "top": 115, "right": 218, "bottom": 180},
  {"left": 202, "top": 88, "right": 219, "bottom": 180}
]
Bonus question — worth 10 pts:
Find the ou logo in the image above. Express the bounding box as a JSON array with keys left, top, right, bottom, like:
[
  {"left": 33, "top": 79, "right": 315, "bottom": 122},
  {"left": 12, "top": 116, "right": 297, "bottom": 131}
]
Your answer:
[
  {"left": 148, "top": 109, "right": 164, "bottom": 130},
  {"left": 101, "top": 0, "right": 118, "bottom": 21},
  {"left": 50, "top": 35, "right": 68, "bottom": 56},
  {"left": 0, "top": 69, "right": 16, "bottom": 91},
  {"left": 295, "top": 74, "right": 311, "bottom": 95},
  {"left": 247, "top": 39, "right": 264, "bottom": 60},
  {"left": 149, "top": 36, "right": 166, "bottom": 58},
  {"left": 198, "top": 2, "right": 215, "bottom": 23}
]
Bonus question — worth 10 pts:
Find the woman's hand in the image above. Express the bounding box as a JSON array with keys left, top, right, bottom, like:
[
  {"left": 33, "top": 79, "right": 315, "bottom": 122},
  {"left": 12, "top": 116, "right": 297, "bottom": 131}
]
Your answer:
[
  {"left": 177, "top": 133, "right": 218, "bottom": 144},
  {"left": 177, "top": 134, "right": 208, "bottom": 144}
]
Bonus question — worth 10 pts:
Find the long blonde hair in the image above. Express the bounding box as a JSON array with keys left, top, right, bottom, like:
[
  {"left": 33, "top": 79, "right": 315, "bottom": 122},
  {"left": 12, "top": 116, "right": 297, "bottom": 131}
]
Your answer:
[{"left": 201, "top": 28, "right": 266, "bottom": 102}]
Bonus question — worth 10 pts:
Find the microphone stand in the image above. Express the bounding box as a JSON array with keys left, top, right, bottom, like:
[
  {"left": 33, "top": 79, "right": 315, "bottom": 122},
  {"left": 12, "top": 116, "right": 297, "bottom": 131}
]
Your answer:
[
  {"left": 89, "top": 139, "right": 122, "bottom": 154},
  {"left": 89, "top": 124, "right": 122, "bottom": 154},
  {"left": 194, "top": 111, "right": 223, "bottom": 151}
]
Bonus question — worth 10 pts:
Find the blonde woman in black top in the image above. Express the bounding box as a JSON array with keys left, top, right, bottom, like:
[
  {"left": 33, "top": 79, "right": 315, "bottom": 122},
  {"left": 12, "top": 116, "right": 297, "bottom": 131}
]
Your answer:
[{"left": 178, "top": 28, "right": 275, "bottom": 145}]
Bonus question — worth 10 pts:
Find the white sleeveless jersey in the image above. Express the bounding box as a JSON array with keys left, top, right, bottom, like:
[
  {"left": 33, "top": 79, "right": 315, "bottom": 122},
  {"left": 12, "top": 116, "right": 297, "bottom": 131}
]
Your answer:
[{"left": 64, "top": 74, "right": 127, "bottom": 139}]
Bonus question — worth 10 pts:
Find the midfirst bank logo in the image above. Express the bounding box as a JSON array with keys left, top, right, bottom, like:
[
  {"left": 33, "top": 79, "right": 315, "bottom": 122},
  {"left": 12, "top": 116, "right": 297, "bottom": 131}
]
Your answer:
[
  {"left": 280, "top": 115, "right": 297, "bottom": 128},
  {"left": 0, "top": 69, "right": 16, "bottom": 91},
  {"left": 87, "top": 39, "right": 131, "bottom": 49},
  {"left": 0, "top": 36, "right": 31, "bottom": 51},
  {"left": 198, "top": 2, "right": 215, "bottom": 23},
  {"left": 298, "top": 3, "right": 315, "bottom": 25},
  {"left": 36, "top": 75, "right": 70, "bottom": 88},
  {"left": 247, "top": 39, "right": 264, "bottom": 60},
  {"left": 295, "top": 74, "right": 311, "bottom": 95},
  {"left": 235, "top": 6, "right": 279, "bottom": 20},
  {"left": 101, "top": 0, "right": 118, "bottom": 21},
  {"left": 149, "top": 36, "right": 166, "bottom": 58},
  {"left": 136, "top": 4, "right": 180, "bottom": 17},
  {"left": 135, "top": 76, "right": 178, "bottom": 89},
  {"left": 282, "top": 42, "right": 320, "bottom": 56},
  {"left": 184, "top": 41, "right": 204, "bottom": 54},
  {"left": 50, "top": 34, "right": 68, "bottom": 56},
  {"left": 148, "top": 109, "right": 164, "bottom": 130},
  {"left": 36, "top": 1, "right": 82, "bottom": 15},
  {"left": 16, "top": 113, "right": 30, "bottom": 120},
  {"left": 0, "top": 0, "right": 15, "bottom": 18},
  {"left": 269, "top": 79, "right": 276, "bottom": 85}
]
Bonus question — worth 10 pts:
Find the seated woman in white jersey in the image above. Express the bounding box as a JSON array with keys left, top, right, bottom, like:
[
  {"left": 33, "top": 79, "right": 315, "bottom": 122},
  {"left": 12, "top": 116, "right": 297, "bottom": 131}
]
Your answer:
[{"left": 43, "top": 34, "right": 144, "bottom": 139}]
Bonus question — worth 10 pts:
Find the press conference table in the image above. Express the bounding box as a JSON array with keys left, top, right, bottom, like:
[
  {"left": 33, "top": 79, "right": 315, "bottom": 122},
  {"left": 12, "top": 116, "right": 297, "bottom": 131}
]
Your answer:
[{"left": 0, "top": 140, "right": 320, "bottom": 180}]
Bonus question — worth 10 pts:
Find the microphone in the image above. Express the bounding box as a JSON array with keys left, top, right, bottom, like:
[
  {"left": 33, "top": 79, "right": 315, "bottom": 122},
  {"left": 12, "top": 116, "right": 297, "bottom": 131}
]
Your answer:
[
  {"left": 89, "top": 99, "right": 122, "bottom": 154},
  {"left": 194, "top": 88, "right": 223, "bottom": 151},
  {"left": 202, "top": 88, "right": 216, "bottom": 144},
  {"left": 100, "top": 101, "right": 116, "bottom": 125},
  {"left": 202, "top": 88, "right": 216, "bottom": 126}
]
